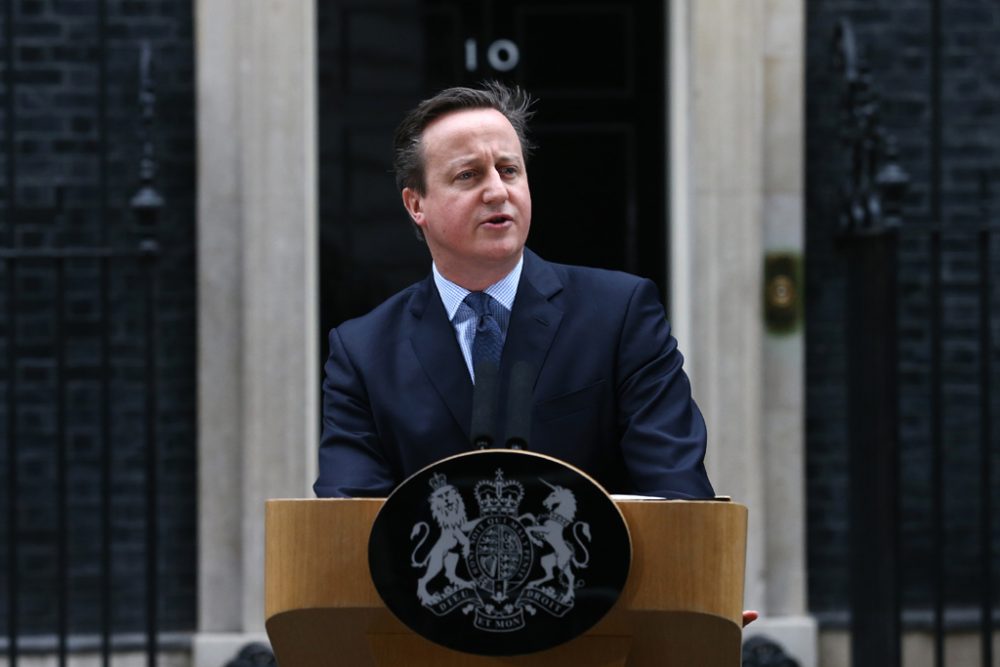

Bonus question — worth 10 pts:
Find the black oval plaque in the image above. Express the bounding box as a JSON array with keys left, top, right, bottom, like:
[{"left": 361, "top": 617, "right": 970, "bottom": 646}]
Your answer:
[{"left": 368, "top": 450, "right": 631, "bottom": 656}]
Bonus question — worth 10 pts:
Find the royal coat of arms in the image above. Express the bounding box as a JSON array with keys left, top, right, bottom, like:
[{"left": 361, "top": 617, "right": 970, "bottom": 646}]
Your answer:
[
  {"left": 409, "top": 469, "right": 593, "bottom": 632},
  {"left": 368, "top": 450, "right": 631, "bottom": 655}
]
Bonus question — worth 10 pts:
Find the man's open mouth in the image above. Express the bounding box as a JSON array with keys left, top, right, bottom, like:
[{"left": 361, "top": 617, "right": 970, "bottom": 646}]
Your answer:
[{"left": 482, "top": 214, "right": 513, "bottom": 225}]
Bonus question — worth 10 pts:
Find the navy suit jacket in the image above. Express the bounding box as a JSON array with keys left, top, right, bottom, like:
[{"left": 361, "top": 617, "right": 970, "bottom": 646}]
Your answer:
[{"left": 314, "top": 249, "right": 714, "bottom": 499}]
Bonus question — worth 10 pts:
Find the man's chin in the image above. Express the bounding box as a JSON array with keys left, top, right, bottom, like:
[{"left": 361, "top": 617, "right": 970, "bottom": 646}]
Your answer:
[
  {"left": 477, "top": 229, "right": 527, "bottom": 253},
  {"left": 475, "top": 243, "right": 524, "bottom": 265}
]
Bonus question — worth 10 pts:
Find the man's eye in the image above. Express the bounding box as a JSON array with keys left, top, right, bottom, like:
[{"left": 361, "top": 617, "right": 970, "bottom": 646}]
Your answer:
[
  {"left": 498, "top": 166, "right": 519, "bottom": 176},
  {"left": 456, "top": 171, "right": 475, "bottom": 181}
]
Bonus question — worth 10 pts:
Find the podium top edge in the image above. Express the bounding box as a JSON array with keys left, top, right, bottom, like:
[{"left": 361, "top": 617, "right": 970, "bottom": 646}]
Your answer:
[
  {"left": 266, "top": 497, "right": 388, "bottom": 504},
  {"left": 266, "top": 497, "right": 747, "bottom": 510}
]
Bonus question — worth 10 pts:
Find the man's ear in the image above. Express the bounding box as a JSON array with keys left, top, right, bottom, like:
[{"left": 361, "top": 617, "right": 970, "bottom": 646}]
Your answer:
[{"left": 401, "top": 187, "right": 424, "bottom": 226}]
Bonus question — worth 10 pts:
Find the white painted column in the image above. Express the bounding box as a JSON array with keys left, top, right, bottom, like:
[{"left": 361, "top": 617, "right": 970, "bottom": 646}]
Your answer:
[
  {"left": 193, "top": 0, "right": 317, "bottom": 664},
  {"left": 671, "top": 0, "right": 815, "bottom": 664},
  {"left": 686, "top": 0, "right": 767, "bottom": 611},
  {"left": 744, "top": 0, "right": 817, "bottom": 662}
]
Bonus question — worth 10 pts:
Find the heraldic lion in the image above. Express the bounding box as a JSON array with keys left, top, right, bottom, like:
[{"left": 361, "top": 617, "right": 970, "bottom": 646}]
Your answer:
[{"left": 410, "top": 480, "right": 476, "bottom": 604}]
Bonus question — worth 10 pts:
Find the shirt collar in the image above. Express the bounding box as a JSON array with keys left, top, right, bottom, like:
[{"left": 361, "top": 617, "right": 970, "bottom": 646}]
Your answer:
[{"left": 433, "top": 255, "right": 524, "bottom": 322}]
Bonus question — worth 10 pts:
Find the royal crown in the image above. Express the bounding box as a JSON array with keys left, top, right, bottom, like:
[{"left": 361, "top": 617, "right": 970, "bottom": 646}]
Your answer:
[
  {"left": 428, "top": 472, "right": 449, "bottom": 491},
  {"left": 474, "top": 469, "right": 524, "bottom": 516}
]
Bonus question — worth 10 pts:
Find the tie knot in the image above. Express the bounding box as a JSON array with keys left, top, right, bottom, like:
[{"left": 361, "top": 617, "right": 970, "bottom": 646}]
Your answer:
[{"left": 463, "top": 291, "right": 492, "bottom": 318}]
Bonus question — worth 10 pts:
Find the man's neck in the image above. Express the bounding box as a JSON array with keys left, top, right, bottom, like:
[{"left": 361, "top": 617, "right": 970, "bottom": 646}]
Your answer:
[{"left": 433, "top": 254, "right": 524, "bottom": 292}]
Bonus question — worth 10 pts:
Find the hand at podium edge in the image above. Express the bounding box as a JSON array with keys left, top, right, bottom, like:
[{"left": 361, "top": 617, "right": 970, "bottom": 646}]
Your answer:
[{"left": 742, "top": 610, "right": 759, "bottom": 627}]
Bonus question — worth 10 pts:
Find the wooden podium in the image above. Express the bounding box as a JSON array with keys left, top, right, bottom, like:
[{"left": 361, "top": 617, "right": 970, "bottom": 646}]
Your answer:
[{"left": 265, "top": 498, "right": 747, "bottom": 666}]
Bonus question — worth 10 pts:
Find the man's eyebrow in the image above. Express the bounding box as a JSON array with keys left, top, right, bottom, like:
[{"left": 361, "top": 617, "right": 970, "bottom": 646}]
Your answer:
[
  {"left": 444, "top": 152, "right": 523, "bottom": 170},
  {"left": 495, "top": 152, "right": 523, "bottom": 163},
  {"left": 445, "top": 155, "right": 480, "bottom": 168}
]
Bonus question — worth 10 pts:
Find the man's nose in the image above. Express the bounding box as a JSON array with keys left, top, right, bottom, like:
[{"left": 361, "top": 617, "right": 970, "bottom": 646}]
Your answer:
[{"left": 481, "top": 169, "right": 509, "bottom": 204}]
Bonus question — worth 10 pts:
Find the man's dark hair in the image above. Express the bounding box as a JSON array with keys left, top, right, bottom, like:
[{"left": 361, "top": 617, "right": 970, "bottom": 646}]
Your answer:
[{"left": 392, "top": 81, "right": 536, "bottom": 195}]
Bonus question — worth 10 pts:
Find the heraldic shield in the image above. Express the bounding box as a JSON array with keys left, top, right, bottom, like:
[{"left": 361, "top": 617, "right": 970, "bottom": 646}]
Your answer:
[{"left": 368, "top": 450, "right": 632, "bottom": 656}]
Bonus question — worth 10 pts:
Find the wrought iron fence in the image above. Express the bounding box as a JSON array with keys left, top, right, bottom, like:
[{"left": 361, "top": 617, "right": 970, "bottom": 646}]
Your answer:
[
  {"left": 2, "top": 0, "right": 176, "bottom": 659},
  {"left": 2, "top": 242, "right": 163, "bottom": 667},
  {"left": 834, "top": 16, "right": 997, "bottom": 667}
]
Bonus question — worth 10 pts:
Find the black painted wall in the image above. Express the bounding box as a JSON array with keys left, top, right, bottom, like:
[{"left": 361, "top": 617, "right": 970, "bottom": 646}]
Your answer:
[
  {"left": 806, "top": 0, "right": 1000, "bottom": 620},
  {"left": 0, "top": 0, "right": 196, "bottom": 635}
]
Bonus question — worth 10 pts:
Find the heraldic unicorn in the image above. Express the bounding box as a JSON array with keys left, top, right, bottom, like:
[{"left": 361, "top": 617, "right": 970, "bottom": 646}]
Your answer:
[{"left": 408, "top": 469, "right": 593, "bottom": 632}]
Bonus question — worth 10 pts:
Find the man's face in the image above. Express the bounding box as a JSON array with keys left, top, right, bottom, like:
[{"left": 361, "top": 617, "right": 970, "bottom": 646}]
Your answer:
[{"left": 402, "top": 108, "right": 531, "bottom": 289}]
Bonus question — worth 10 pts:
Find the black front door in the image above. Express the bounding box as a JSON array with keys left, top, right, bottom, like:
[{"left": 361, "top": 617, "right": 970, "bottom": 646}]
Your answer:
[{"left": 318, "top": 0, "right": 667, "bottom": 334}]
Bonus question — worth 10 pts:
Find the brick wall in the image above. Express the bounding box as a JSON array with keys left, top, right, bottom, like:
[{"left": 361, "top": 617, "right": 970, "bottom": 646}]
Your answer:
[
  {"left": 0, "top": 0, "right": 195, "bottom": 635},
  {"left": 806, "top": 0, "right": 1000, "bottom": 618}
]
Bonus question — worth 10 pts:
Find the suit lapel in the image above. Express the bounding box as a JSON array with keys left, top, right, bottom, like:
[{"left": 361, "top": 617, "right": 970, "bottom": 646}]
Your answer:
[
  {"left": 500, "top": 249, "right": 564, "bottom": 395},
  {"left": 408, "top": 275, "right": 475, "bottom": 440}
]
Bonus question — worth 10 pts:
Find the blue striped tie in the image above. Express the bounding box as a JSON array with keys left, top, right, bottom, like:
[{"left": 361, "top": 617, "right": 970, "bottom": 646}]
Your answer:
[{"left": 464, "top": 291, "right": 503, "bottom": 375}]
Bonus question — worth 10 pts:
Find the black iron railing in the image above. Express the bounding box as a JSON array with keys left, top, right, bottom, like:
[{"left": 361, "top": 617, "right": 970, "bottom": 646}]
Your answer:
[
  {"left": 2, "top": 0, "right": 170, "bottom": 659},
  {"left": 834, "top": 16, "right": 997, "bottom": 667},
  {"left": 919, "top": 220, "right": 996, "bottom": 667},
  {"left": 2, "top": 244, "right": 161, "bottom": 667}
]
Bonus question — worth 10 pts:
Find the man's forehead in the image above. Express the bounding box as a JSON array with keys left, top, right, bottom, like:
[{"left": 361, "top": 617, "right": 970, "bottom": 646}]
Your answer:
[{"left": 422, "top": 108, "right": 521, "bottom": 152}]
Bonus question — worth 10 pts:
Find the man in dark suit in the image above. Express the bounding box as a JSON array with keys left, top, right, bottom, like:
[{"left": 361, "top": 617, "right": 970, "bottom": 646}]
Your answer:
[{"left": 314, "top": 82, "right": 714, "bottom": 501}]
